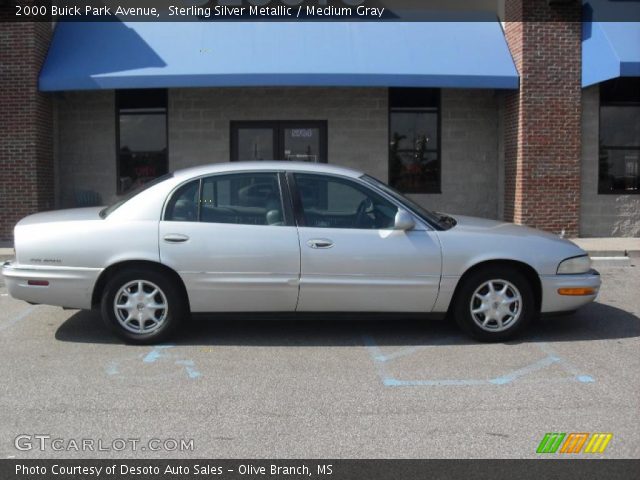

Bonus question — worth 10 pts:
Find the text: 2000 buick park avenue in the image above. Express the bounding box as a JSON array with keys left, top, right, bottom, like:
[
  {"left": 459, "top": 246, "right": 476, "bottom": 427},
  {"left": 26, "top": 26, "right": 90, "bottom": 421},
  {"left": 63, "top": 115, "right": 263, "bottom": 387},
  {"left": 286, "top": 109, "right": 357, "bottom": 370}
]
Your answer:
[{"left": 2, "top": 163, "right": 600, "bottom": 343}]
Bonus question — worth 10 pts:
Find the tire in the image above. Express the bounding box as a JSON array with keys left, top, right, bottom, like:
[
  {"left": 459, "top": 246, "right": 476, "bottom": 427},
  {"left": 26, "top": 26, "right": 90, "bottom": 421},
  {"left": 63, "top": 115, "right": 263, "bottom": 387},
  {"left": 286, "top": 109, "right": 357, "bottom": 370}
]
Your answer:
[
  {"left": 100, "top": 268, "right": 187, "bottom": 344},
  {"left": 452, "top": 266, "right": 535, "bottom": 342}
]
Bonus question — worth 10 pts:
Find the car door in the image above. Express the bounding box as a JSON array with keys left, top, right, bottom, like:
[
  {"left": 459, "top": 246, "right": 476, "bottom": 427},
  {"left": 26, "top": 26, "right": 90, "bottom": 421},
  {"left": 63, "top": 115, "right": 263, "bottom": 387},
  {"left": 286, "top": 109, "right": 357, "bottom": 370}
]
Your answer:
[
  {"left": 291, "top": 172, "right": 442, "bottom": 312},
  {"left": 159, "top": 171, "right": 300, "bottom": 312}
]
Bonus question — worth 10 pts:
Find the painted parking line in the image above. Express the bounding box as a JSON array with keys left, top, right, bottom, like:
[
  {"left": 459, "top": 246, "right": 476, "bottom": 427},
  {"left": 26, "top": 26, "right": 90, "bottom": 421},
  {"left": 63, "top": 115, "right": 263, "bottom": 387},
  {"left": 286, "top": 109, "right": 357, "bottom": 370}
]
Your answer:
[
  {"left": 363, "top": 335, "right": 594, "bottom": 387},
  {"left": 489, "top": 355, "right": 561, "bottom": 385},
  {"left": 537, "top": 342, "right": 595, "bottom": 383},
  {"left": 0, "top": 305, "right": 39, "bottom": 333}
]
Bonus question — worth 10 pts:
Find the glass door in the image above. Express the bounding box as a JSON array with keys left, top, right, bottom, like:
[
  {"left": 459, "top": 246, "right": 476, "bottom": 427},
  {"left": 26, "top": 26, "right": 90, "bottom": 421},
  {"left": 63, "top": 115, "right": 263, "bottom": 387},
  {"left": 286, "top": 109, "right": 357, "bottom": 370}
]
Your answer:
[{"left": 231, "top": 121, "right": 327, "bottom": 163}]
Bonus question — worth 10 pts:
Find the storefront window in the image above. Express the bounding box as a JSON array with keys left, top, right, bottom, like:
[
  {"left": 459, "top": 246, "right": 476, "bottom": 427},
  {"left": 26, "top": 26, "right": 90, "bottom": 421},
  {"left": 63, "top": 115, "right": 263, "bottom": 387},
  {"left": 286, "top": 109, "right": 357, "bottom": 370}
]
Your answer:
[
  {"left": 389, "top": 88, "right": 440, "bottom": 193},
  {"left": 598, "top": 78, "right": 640, "bottom": 194},
  {"left": 117, "top": 89, "right": 168, "bottom": 194}
]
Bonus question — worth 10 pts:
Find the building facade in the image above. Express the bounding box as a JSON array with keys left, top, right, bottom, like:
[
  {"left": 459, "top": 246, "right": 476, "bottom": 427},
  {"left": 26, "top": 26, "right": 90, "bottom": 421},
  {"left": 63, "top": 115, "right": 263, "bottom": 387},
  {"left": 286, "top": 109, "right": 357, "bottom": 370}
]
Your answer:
[{"left": 1, "top": 0, "right": 639, "bottom": 244}]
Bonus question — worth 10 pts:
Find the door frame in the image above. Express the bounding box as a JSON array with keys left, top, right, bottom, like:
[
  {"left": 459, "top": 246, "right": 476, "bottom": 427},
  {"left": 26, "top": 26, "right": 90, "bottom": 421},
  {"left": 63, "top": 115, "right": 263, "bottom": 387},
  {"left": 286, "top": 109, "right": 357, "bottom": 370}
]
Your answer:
[{"left": 230, "top": 120, "right": 328, "bottom": 163}]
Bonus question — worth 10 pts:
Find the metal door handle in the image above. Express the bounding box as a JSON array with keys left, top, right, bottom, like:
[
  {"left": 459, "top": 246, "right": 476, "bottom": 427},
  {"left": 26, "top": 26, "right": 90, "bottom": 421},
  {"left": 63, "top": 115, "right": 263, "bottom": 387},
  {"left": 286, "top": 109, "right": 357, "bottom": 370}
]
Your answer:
[
  {"left": 307, "top": 238, "right": 334, "bottom": 249},
  {"left": 163, "top": 233, "right": 190, "bottom": 243}
]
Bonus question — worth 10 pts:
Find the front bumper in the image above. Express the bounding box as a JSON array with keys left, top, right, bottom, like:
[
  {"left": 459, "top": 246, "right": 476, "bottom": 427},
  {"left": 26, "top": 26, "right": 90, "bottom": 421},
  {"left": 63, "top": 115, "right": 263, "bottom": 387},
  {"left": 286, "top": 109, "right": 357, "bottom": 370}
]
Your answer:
[
  {"left": 540, "top": 269, "right": 601, "bottom": 313},
  {"left": 2, "top": 261, "right": 101, "bottom": 309}
]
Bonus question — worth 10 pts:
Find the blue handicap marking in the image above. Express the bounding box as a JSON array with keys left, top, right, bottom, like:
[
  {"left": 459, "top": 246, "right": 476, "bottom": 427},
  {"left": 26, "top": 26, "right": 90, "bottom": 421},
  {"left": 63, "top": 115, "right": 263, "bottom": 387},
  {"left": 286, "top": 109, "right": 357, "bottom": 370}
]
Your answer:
[
  {"left": 105, "top": 361, "right": 119, "bottom": 376},
  {"left": 363, "top": 335, "right": 594, "bottom": 387},
  {"left": 142, "top": 344, "right": 175, "bottom": 363},
  {"left": 105, "top": 344, "right": 202, "bottom": 380},
  {"left": 175, "top": 359, "right": 202, "bottom": 379}
]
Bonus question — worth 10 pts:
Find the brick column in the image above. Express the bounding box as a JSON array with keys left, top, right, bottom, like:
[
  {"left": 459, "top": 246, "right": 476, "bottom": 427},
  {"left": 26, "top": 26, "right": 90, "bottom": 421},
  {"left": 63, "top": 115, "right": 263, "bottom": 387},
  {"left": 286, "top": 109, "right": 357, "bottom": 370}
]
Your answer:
[
  {"left": 503, "top": 0, "right": 582, "bottom": 236},
  {"left": 0, "top": 23, "right": 54, "bottom": 244}
]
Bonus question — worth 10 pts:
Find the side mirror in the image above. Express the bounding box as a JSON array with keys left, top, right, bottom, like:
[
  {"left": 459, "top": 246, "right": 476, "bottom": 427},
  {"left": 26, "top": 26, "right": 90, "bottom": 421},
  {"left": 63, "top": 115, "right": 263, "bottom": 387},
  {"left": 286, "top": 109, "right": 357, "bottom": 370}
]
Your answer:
[{"left": 394, "top": 209, "right": 415, "bottom": 231}]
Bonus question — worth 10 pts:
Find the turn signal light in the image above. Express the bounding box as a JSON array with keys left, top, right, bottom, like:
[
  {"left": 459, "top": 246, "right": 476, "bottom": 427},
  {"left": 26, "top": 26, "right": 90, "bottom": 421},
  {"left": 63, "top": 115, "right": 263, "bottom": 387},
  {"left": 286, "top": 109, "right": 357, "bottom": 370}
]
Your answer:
[
  {"left": 558, "top": 287, "right": 596, "bottom": 296},
  {"left": 27, "top": 280, "right": 49, "bottom": 286}
]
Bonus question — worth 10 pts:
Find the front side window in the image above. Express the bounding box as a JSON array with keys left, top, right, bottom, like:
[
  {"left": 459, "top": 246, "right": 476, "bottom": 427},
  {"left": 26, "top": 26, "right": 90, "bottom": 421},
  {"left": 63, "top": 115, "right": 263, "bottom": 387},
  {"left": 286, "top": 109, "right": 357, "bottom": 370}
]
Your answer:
[
  {"left": 117, "top": 89, "right": 168, "bottom": 194},
  {"left": 294, "top": 174, "right": 397, "bottom": 229},
  {"left": 165, "top": 173, "right": 285, "bottom": 226},
  {"left": 389, "top": 88, "right": 440, "bottom": 193},
  {"left": 599, "top": 78, "right": 640, "bottom": 194}
]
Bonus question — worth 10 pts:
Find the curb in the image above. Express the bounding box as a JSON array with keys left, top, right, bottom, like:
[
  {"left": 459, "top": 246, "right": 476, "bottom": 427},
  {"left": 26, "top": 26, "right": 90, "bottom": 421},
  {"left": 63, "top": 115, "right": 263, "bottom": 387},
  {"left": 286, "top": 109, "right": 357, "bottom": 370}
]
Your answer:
[{"left": 587, "top": 250, "right": 640, "bottom": 258}]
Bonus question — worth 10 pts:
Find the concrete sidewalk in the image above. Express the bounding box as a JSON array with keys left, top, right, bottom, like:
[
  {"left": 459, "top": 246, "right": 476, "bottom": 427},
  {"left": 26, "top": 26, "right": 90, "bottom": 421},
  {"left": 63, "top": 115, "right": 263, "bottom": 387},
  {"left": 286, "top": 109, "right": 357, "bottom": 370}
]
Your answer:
[
  {"left": 570, "top": 237, "right": 640, "bottom": 257},
  {"left": 1, "top": 237, "right": 638, "bottom": 261},
  {"left": 1, "top": 248, "right": 14, "bottom": 261}
]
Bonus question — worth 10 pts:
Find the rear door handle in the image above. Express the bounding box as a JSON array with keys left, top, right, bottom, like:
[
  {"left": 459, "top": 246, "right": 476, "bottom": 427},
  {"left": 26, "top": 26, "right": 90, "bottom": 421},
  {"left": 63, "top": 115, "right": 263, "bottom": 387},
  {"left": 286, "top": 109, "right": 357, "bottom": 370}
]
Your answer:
[
  {"left": 307, "top": 238, "right": 334, "bottom": 249},
  {"left": 163, "top": 233, "right": 190, "bottom": 243}
]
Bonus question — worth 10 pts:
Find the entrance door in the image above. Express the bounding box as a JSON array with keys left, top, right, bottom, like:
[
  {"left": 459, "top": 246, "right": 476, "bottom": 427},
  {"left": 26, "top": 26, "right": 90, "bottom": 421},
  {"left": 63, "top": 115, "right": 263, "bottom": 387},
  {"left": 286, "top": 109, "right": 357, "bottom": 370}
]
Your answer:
[{"left": 231, "top": 121, "right": 327, "bottom": 163}]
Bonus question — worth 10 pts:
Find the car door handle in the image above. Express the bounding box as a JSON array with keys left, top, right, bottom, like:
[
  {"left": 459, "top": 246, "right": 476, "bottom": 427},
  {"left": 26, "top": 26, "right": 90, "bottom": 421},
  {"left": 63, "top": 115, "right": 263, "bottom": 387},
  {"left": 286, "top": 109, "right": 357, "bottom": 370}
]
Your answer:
[
  {"left": 307, "top": 238, "right": 334, "bottom": 249},
  {"left": 163, "top": 233, "right": 190, "bottom": 243}
]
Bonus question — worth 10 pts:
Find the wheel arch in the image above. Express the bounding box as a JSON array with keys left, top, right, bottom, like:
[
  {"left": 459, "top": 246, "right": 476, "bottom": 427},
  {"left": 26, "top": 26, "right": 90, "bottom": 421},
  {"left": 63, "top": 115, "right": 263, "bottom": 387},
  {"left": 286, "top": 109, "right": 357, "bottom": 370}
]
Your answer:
[
  {"left": 448, "top": 259, "right": 542, "bottom": 315},
  {"left": 91, "top": 260, "right": 190, "bottom": 311}
]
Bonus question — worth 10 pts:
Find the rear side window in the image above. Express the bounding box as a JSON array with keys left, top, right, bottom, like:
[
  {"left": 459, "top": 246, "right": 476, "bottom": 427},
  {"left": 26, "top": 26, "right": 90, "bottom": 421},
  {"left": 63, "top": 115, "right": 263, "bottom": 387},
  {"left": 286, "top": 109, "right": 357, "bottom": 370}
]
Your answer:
[
  {"left": 164, "top": 180, "right": 199, "bottom": 222},
  {"left": 164, "top": 173, "right": 285, "bottom": 226}
]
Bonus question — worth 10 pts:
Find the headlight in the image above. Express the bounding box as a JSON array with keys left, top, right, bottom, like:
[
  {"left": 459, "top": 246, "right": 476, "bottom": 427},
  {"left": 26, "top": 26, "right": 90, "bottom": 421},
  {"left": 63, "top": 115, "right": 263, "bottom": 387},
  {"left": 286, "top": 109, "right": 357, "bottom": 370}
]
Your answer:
[{"left": 557, "top": 255, "right": 591, "bottom": 275}]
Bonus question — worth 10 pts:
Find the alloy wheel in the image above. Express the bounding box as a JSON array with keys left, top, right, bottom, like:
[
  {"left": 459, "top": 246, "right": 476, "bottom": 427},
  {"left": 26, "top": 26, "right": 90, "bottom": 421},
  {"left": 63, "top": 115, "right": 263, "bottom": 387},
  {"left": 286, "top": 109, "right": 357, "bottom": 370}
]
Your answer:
[
  {"left": 113, "top": 280, "right": 168, "bottom": 334},
  {"left": 469, "top": 279, "right": 522, "bottom": 332}
]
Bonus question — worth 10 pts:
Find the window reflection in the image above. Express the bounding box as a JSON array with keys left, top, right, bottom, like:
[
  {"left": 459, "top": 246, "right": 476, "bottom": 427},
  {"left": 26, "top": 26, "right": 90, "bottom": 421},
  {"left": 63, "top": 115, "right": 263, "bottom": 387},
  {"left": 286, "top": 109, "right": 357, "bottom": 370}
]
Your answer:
[
  {"left": 598, "top": 79, "right": 640, "bottom": 194},
  {"left": 389, "top": 89, "right": 440, "bottom": 193},
  {"left": 117, "top": 90, "right": 168, "bottom": 194}
]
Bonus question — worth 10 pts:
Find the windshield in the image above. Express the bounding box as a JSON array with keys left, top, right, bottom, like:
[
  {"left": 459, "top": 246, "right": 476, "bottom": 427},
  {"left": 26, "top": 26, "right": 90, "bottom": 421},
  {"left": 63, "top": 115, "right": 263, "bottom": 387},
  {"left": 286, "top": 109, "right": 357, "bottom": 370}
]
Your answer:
[
  {"left": 100, "top": 173, "right": 173, "bottom": 218},
  {"left": 360, "top": 174, "right": 456, "bottom": 230}
]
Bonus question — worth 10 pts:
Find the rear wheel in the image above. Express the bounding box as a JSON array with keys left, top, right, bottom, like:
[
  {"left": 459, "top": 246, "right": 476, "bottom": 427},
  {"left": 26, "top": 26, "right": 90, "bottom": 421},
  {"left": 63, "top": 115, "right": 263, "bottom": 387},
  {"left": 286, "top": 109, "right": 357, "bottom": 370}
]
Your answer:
[
  {"left": 452, "top": 266, "right": 535, "bottom": 342},
  {"left": 101, "top": 268, "right": 186, "bottom": 344}
]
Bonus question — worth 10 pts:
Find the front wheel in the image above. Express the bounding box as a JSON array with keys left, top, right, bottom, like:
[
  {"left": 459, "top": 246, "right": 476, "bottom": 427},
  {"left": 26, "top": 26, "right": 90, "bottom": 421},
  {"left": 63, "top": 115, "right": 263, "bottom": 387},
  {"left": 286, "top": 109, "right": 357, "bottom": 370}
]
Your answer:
[
  {"left": 100, "top": 268, "right": 186, "bottom": 344},
  {"left": 452, "top": 266, "right": 535, "bottom": 342}
]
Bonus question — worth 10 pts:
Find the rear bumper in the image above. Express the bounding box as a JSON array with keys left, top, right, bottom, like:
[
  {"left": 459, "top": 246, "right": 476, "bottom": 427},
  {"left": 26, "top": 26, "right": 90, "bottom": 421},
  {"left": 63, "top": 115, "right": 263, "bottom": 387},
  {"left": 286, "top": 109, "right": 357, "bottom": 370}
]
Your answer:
[
  {"left": 540, "top": 269, "right": 601, "bottom": 313},
  {"left": 1, "top": 261, "right": 101, "bottom": 309}
]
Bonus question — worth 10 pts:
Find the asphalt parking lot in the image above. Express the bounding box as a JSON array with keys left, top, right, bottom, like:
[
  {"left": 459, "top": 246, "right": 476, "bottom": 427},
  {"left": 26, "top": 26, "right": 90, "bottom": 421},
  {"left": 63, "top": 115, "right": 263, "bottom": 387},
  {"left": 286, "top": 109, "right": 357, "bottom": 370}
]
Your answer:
[{"left": 1, "top": 260, "right": 638, "bottom": 459}]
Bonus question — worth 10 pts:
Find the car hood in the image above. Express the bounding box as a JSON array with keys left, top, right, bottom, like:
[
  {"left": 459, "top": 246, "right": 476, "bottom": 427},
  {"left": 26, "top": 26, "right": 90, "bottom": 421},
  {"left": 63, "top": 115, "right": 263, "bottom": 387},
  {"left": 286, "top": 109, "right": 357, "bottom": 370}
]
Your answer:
[
  {"left": 446, "top": 214, "right": 583, "bottom": 250},
  {"left": 16, "top": 207, "right": 104, "bottom": 227},
  {"left": 434, "top": 214, "right": 588, "bottom": 276}
]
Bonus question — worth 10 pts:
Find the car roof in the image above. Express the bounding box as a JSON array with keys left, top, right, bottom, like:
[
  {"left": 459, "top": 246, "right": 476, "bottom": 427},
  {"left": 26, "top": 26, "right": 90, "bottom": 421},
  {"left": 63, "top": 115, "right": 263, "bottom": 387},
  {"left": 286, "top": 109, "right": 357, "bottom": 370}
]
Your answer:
[{"left": 172, "top": 161, "right": 363, "bottom": 180}]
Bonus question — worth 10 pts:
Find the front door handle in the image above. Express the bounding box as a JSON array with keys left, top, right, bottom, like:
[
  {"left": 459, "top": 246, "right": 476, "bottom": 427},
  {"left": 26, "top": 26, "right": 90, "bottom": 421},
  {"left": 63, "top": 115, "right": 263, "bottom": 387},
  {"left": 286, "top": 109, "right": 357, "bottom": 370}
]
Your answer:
[
  {"left": 163, "top": 233, "right": 190, "bottom": 243},
  {"left": 307, "top": 238, "right": 334, "bottom": 249}
]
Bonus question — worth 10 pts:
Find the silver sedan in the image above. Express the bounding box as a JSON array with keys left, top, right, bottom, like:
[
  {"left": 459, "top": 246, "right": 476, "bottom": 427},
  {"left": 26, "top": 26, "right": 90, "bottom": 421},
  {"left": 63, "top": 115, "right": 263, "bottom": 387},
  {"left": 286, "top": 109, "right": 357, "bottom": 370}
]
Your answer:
[{"left": 2, "top": 162, "right": 600, "bottom": 343}]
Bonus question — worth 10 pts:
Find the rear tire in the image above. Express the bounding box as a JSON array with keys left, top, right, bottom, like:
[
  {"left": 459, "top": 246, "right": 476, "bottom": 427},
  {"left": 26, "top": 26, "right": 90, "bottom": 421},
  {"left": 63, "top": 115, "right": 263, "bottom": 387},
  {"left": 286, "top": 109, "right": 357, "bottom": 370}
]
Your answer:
[
  {"left": 452, "top": 266, "right": 535, "bottom": 342},
  {"left": 100, "top": 268, "right": 186, "bottom": 344}
]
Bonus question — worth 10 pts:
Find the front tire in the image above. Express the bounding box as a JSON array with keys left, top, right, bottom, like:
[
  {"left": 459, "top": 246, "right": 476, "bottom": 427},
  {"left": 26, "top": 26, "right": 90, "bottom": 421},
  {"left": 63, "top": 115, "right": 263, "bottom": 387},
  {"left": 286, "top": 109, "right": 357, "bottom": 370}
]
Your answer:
[
  {"left": 100, "top": 268, "right": 186, "bottom": 344},
  {"left": 452, "top": 266, "right": 535, "bottom": 342}
]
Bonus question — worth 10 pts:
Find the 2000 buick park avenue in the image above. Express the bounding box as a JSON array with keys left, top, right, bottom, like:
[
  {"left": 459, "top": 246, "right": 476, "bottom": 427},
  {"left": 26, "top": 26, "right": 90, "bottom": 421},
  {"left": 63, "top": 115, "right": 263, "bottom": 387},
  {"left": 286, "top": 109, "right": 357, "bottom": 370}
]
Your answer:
[{"left": 2, "top": 162, "right": 600, "bottom": 343}]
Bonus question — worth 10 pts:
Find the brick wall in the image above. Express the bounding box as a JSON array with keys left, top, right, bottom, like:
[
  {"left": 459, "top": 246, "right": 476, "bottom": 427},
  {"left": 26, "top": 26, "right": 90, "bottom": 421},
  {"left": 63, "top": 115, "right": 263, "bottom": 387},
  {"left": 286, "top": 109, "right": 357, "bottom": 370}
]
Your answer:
[
  {"left": 504, "top": 0, "right": 582, "bottom": 236},
  {"left": 0, "top": 23, "right": 54, "bottom": 243},
  {"left": 580, "top": 86, "right": 640, "bottom": 236}
]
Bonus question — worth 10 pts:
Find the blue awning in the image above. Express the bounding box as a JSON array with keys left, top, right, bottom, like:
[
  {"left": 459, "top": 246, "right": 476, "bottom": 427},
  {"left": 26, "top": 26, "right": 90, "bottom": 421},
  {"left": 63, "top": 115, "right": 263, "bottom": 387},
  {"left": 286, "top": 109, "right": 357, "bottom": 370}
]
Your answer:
[
  {"left": 583, "top": 22, "right": 640, "bottom": 87},
  {"left": 582, "top": 1, "right": 640, "bottom": 87},
  {"left": 39, "top": 20, "right": 519, "bottom": 91}
]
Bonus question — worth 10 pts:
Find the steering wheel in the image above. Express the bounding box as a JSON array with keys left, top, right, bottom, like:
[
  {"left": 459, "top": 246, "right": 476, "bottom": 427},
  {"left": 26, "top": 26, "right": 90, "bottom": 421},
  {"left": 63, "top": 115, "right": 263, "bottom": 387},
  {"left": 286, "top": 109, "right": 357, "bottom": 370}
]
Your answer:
[{"left": 355, "top": 198, "right": 373, "bottom": 227}]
